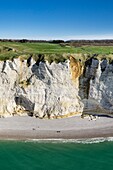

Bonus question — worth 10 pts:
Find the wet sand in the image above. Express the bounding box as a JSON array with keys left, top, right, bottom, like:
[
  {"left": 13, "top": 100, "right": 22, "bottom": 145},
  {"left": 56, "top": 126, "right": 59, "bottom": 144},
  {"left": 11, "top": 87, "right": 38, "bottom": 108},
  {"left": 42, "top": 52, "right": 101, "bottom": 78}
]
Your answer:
[{"left": 0, "top": 116, "right": 113, "bottom": 140}]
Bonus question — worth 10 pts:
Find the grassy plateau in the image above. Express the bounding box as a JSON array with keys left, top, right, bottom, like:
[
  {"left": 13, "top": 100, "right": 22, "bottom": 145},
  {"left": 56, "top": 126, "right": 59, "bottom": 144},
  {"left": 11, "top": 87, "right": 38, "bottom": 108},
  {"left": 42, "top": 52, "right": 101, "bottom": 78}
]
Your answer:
[{"left": 0, "top": 41, "right": 113, "bottom": 62}]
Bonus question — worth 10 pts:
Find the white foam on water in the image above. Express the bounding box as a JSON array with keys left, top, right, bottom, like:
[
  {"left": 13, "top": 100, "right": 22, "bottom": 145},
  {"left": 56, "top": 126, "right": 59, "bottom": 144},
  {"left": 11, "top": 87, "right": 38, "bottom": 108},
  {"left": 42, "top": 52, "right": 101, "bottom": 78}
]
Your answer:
[
  {"left": 107, "top": 137, "right": 113, "bottom": 142},
  {"left": 25, "top": 137, "right": 113, "bottom": 144}
]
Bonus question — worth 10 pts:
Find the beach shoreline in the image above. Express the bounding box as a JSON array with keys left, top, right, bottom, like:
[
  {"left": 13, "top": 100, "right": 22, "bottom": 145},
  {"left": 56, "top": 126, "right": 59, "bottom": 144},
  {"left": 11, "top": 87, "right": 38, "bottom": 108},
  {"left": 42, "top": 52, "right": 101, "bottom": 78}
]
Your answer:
[{"left": 0, "top": 116, "right": 112, "bottom": 141}]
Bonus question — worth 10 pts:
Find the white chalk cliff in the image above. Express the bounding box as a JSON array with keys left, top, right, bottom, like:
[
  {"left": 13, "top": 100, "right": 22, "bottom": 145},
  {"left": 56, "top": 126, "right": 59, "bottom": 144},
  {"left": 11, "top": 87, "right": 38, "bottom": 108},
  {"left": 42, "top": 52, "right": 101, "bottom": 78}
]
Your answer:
[
  {"left": 0, "top": 56, "right": 83, "bottom": 118},
  {"left": 79, "top": 57, "right": 113, "bottom": 116},
  {"left": 0, "top": 55, "right": 113, "bottom": 118}
]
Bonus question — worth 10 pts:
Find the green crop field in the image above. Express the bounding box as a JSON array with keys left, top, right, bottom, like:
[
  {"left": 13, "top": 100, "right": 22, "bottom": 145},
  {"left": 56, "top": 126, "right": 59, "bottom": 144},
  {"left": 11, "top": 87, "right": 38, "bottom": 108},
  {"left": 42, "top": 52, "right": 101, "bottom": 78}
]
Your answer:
[
  {"left": 0, "top": 41, "right": 113, "bottom": 62},
  {"left": 0, "top": 41, "right": 77, "bottom": 55}
]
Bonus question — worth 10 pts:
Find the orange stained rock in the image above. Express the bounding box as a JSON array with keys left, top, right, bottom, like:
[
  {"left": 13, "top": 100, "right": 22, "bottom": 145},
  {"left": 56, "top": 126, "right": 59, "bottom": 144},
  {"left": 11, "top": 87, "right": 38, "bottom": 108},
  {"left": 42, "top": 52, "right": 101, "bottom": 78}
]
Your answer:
[{"left": 69, "top": 56, "right": 83, "bottom": 81}]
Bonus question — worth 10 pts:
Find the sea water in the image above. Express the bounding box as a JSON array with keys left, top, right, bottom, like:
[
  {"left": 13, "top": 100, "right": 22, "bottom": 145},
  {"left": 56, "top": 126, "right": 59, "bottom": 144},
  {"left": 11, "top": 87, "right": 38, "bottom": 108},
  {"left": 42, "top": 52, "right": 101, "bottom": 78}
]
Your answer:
[{"left": 0, "top": 138, "right": 113, "bottom": 170}]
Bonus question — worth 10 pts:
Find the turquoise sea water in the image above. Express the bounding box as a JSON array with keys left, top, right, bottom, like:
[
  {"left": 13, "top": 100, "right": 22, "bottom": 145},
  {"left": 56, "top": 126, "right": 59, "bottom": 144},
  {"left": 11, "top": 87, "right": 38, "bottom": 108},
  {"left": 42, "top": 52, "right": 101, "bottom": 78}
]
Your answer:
[{"left": 0, "top": 139, "right": 113, "bottom": 170}]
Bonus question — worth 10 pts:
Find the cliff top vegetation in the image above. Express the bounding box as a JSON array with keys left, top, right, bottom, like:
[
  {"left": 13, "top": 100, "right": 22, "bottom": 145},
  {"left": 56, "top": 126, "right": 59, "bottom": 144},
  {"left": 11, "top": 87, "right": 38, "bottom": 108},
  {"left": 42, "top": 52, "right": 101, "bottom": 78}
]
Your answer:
[{"left": 0, "top": 40, "right": 113, "bottom": 62}]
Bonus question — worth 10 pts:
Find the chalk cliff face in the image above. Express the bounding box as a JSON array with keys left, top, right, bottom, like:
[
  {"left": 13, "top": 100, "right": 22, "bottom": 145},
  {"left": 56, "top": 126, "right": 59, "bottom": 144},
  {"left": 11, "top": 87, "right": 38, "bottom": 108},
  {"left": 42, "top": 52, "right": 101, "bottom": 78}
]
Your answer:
[
  {"left": 79, "top": 57, "right": 113, "bottom": 115},
  {"left": 0, "top": 56, "right": 83, "bottom": 118},
  {"left": 0, "top": 55, "right": 113, "bottom": 118}
]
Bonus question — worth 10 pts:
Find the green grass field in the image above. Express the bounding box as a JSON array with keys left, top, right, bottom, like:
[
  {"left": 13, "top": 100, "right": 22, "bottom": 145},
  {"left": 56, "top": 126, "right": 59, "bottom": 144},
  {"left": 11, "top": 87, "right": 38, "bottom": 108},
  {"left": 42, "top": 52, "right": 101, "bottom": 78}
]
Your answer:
[{"left": 0, "top": 41, "right": 113, "bottom": 61}]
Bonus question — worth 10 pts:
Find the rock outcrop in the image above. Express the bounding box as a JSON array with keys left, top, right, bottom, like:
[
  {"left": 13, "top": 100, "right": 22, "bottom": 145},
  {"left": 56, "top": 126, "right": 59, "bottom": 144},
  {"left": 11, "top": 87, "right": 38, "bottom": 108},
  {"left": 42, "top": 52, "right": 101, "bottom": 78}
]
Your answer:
[
  {"left": 0, "top": 56, "right": 83, "bottom": 118},
  {"left": 79, "top": 57, "right": 113, "bottom": 116},
  {"left": 0, "top": 54, "right": 113, "bottom": 118}
]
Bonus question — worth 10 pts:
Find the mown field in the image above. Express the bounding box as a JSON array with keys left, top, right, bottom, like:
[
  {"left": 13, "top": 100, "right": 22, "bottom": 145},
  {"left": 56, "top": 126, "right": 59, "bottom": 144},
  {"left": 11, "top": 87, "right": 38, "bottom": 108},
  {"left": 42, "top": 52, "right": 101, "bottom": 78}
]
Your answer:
[{"left": 0, "top": 41, "right": 113, "bottom": 61}]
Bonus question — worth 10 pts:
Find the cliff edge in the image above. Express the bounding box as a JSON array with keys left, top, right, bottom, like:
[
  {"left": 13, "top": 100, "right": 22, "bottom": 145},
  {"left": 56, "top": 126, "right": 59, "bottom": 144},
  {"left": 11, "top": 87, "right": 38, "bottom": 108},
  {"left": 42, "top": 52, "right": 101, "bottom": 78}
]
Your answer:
[{"left": 0, "top": 54, "right": 113, "bottom": 118}]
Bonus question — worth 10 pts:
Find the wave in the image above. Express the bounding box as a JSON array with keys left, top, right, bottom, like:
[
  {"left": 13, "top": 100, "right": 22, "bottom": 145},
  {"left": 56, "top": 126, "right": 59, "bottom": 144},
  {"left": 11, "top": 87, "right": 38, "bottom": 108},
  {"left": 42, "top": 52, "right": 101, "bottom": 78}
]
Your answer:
[{"left": 25, "top": 137, "right": 113, "bottom": 144}]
